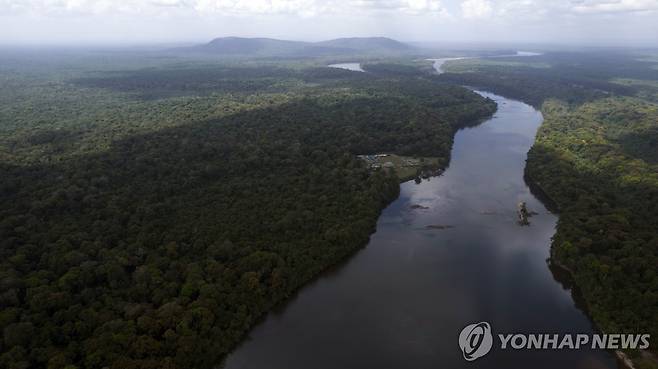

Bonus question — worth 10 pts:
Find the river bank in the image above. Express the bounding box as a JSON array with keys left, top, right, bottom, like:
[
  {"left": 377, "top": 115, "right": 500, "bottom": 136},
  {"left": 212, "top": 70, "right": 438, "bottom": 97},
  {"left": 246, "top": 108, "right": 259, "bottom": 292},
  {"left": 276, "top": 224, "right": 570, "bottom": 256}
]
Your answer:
[{"left": 221, "top": 86, "right": 616, "bottom": 369}]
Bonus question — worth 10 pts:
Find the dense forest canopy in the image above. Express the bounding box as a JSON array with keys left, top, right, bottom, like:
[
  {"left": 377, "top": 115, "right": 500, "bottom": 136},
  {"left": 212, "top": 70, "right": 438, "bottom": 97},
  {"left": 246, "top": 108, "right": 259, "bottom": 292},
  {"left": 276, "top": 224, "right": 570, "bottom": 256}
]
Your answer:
[
  {"left": 2, "top": 45, "right": 657, "bottom": 369},
  {"left": 0, "top": 51, "right": 495, "bottom": 369},
  {"left": 438, "top": 51, "right": 658, "bottom": 105},
  {"left": 439, "top": 51, "right": 658, "bottom": 368}
]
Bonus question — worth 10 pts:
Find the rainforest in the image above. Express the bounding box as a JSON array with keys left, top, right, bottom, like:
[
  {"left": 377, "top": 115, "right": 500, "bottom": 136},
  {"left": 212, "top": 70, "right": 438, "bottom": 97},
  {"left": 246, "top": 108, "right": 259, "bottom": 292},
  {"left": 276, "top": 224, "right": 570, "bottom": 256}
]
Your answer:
[{"left": 1, "top": 36, "right": 657, "bottom": 369}]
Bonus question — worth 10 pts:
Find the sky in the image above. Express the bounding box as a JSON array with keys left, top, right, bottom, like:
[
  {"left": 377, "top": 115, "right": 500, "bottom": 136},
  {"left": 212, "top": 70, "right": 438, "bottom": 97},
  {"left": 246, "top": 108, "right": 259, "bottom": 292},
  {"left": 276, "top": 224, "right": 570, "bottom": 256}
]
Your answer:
[{"left": 1, "top": 0, "right": 658, "bottom": 46}]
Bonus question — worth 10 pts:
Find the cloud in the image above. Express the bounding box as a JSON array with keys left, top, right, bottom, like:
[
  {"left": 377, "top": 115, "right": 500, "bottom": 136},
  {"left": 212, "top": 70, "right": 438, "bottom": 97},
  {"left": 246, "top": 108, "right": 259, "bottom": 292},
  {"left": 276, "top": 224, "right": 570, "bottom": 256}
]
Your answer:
[
  {"left": 150, "top": 0, "right": 192, "bottom": 7},
  {"left": 352, "top": 0, "right": 448, "bottom": 14},
  {"left": 192, "top": 0, "right": 326, "bottom": 17},
  {"left": 461, "top": 0, "right": 493, "bottom": 18},
  {"left": 0, "top": 0, "right": 450, "bottom": 17},
  {"left": 194, "top": 0, "right": 450, "bottom": 17},
  {"left": 2, "top": 0, "right": 657, "bottom": 46},
  {"left": 5, "top": 0, "right": 654, "bottom": 19},
  {"left": 568, "top": 0, "right": 658, "bottom": 14},
  {"left": 457, "top": 0, "right": 658, "bottom": 21},
  {"left": 0, "top": 0, "right": 152, "bottom": 16}
]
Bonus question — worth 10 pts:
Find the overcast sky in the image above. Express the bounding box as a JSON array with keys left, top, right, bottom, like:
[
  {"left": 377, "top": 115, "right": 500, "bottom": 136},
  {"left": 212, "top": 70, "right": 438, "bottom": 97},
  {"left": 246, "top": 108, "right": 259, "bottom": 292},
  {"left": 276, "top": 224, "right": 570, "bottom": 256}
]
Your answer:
[{"left": 2, "top": 0, "right": 658, "bottom": 46}]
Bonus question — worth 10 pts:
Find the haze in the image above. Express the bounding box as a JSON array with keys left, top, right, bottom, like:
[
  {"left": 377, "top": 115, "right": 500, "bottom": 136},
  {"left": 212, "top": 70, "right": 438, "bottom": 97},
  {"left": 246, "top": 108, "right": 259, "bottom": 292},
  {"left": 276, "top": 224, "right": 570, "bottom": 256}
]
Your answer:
[{"left": 1, "top": 0, "right": 657, "bottom": 47}]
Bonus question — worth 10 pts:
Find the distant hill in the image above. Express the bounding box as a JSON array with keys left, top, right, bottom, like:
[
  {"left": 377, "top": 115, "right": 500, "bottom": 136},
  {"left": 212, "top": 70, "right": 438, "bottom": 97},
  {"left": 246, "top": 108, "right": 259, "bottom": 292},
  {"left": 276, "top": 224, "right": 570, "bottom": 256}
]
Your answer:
[
  {"left": 200, "top": 37, "right": 306, "bottom": 55},
  {"left": 176, "top": 36, "right": 415, "bottom": 57},
  {"left": 316, "top": 37, "right": 413, "bottom": 52}
]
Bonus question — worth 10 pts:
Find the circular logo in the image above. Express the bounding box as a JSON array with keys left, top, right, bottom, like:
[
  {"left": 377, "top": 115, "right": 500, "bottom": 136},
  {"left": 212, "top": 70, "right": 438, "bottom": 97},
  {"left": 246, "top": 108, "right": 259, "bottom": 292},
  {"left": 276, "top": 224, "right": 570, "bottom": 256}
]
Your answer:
[{"left": 459, "top": 322, "right": 493, "bottom": 361}]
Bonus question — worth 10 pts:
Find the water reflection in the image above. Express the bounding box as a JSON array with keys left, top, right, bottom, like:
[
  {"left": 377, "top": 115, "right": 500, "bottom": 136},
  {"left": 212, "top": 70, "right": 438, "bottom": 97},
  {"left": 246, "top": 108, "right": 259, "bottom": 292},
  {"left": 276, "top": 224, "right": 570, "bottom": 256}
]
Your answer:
[
  {"left": 428, "top": 51, "right": 542, "bottom": 75},
  {"left": 328, "top": 62, "right": 364, "bottom": 72},
  {"left": 221, "top": 91, "right": 616, "bottom": 369}
]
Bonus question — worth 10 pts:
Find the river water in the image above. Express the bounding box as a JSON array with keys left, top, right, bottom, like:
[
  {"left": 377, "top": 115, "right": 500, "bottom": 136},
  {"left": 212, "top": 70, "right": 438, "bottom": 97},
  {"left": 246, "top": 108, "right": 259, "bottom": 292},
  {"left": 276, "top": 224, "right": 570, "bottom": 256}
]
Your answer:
[
  {"left": 327, "top": 62, "right": 364, "bottom": 72},
  {"left": 221, "top": 64, "right": 617, "bottom": 369}
]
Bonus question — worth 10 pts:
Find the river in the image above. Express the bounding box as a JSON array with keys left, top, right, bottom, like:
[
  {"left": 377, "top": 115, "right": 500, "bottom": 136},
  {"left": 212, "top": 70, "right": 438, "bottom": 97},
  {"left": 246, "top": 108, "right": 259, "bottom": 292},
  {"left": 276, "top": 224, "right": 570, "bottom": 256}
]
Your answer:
[
  {"left": 221, "top": 62, "right": 617, "bottom": 369},
  {"left": 327, "top": 62, "right": 364, "bottom": 72}
]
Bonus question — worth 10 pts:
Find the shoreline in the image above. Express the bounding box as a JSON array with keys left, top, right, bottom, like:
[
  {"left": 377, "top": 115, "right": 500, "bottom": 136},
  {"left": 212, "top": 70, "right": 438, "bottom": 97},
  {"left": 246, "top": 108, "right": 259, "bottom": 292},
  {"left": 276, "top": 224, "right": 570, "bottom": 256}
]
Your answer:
[
  {"left": 455, "top": 56, "right": 627, "bottom": 367},
  {"left": 223, "top": 59, "right": 622, "bottom": 369},
  {"left": 219, "top": 87, "right": 496, "bottom": 368},
  {"left": 524, "top": 121, "right": 655, "bottom": 369},
  {"left": 446, "top": 49, "right": 647, "bottom": 367},
  {"left": 547, "top": 258, "right": 637, "bottom": 369},
  {"left": 223, "top": 85, "right": 618, "bottom": 369}
]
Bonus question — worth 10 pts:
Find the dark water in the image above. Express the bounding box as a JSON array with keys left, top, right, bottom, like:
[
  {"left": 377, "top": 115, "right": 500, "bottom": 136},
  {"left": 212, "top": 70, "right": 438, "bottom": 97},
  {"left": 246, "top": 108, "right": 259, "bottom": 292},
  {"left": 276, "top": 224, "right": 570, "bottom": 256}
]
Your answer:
[{"left": 221, "top": 92, "right": 617, "bottom": 369}]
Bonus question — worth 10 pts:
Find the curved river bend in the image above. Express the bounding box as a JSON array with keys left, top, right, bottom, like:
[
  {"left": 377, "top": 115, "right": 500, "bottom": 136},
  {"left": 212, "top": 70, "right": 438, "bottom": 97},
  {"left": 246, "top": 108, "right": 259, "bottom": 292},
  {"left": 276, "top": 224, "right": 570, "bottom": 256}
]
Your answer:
[
  {"left": 327, "top": 62, "right": 364, "bottom": 72},
  {"left": 222, "top": 75, "right": 617, "bottom": 369}
]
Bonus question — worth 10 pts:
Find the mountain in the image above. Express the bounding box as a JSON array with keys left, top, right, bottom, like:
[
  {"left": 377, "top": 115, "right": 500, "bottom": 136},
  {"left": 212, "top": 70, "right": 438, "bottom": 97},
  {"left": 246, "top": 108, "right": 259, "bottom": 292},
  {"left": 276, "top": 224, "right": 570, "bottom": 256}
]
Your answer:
[
  {"left": 176, "top": 36, "right": 415, "bottom": 57},
  {"left": 187, "top": 37, "right": 317, "bottom": 56},
  {"left": 316, "top": 37, "right": 414, "bottom": 52}
]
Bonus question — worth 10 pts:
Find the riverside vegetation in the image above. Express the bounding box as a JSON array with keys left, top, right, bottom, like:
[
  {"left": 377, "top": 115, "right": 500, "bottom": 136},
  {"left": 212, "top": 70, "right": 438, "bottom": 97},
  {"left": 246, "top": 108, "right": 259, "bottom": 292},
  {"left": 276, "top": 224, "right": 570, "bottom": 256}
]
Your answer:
[
  {"left": 440, "top": 51, "right": 658, "bottom": 368},
  {"left": 0, "top": 49, "right": 496, "bottom": 369},
  {"left": 2, "top": 42, "right": 656, "bottom": 369}
]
